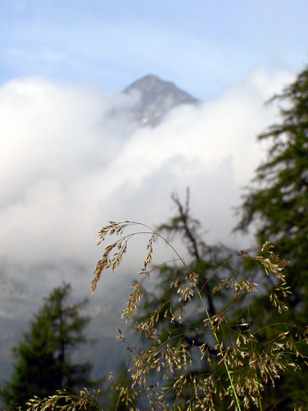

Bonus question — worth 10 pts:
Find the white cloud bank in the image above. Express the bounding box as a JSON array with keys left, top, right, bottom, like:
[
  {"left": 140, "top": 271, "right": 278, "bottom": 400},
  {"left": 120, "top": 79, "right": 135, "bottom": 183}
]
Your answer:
[{"left": 0, "top": 68, "right": 294, "bottom": 285}]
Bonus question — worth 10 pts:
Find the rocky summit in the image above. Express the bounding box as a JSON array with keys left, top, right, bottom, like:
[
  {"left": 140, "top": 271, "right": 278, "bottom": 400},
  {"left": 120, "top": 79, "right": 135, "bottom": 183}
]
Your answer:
[{"left": 123, "top": 74, "right": 199, "bottom": 126}]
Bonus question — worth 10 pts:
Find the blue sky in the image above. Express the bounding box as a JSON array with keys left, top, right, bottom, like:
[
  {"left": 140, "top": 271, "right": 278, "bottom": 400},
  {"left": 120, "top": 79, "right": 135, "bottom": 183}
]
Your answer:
[{"left": 1, "top": 0, "right": 307, "bottom": 98}]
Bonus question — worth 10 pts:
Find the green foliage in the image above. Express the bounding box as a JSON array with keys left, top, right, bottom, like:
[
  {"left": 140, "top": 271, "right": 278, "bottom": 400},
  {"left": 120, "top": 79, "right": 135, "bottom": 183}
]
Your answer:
[
  {"left": 235, "top": 64, "right": 308, "bottom": 320},
  {"left": 234, "top": 64, "right": 308, "bottom": 406},
  {"left": 0, "top": 283, "right": 95, "bottom": 410}
]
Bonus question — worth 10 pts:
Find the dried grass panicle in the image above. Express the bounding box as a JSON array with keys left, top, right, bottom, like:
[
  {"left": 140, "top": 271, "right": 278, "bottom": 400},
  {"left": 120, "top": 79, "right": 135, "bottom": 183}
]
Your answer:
[
  {"left": 213, "top": 276, "right": 258, "bottom": 299},
  {"left": 144, "top": 233, "right": 155, "bottom": 270},
  {"left": 97, "top": 220, "right": 131, "bottom": 244},
  {"left": 90, "top": 222, "right": 308, "bottom": 410},
  {"left": 26, "top": 388, "right": 101, "bottom": 411},
  {"left": 256, "top": 241, "right": 288, "bottom": 280},
  {"left": 91, "top": 221, "right": 156, "bottom": 294},
  {"left": 129, "top": 340, "right": 193, "bottom": 392},
  {"left": 135, "top": 308, "right": 160, "bottom": 338},
  {"left": 121, "top": 283, "right": 144, "bottom": 322}
]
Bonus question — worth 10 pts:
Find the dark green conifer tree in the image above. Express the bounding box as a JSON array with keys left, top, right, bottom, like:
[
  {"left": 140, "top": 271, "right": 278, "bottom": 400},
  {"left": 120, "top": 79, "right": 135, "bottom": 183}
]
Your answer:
[
  {"left": 235, "top": 64, "right": 308, "bottom": 408},
  {"left": 0, "top": 283, "right": 94, "bottom": 410},
  {"left": 236, "top": 65, "right": 308, "bottom": 321}
]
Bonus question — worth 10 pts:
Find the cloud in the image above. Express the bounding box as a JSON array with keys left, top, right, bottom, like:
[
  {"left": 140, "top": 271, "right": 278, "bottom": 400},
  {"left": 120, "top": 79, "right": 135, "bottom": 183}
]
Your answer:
[
  {"left": 0, "top": 68, "right": 294, "bottom": 285},
  {"left": 0, "top": 68, "right": 297, "bottom": 381}
]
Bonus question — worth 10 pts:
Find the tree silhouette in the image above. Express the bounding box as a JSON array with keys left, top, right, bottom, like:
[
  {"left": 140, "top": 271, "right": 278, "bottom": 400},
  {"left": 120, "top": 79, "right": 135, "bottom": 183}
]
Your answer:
[
  {"left": 0, "top": 283, "right": 95, "bottom": 410},
  {"left": 235, "top": 63, "right": 308, "bottom": 408}
]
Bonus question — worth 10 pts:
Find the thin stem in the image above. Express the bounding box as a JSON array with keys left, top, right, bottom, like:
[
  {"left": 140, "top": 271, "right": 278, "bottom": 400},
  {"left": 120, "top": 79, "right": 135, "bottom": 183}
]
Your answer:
[
  {"left": 155, "top": 230, "right": 242, "bottom": 410},
  {"left": 194, "top": 283, "right": 242, "bottom": 411}
]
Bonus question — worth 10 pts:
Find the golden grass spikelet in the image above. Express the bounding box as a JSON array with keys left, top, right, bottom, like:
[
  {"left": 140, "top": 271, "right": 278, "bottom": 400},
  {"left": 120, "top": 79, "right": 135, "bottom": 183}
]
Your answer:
[
  {"left": 92, "top": 221, "right": 158, "bottom": 294},
  {"left": 122, "top": 283, "right": 143, "bottom": 322},
  {"left": 213, "top": 276, "right": 258, "bottom": 299},
  {"left": 26, "top": 388, "right": 102, "bottom": 411},
  {"left": 257, "top": 241, "right": 288, "bottom": 280},
  {"left": 89, "top": 218, "right": 307, "bottom": 410}
]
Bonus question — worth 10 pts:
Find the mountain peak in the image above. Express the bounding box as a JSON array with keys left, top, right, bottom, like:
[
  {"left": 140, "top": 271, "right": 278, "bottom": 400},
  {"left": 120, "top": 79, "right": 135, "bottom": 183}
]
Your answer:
[{"left": 123, "top": 74, "right": 198, "bottom": 126}]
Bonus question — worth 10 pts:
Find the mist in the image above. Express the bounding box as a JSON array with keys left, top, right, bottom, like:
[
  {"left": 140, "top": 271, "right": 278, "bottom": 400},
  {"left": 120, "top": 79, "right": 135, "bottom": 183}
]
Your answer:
[
  {"left": 0, "top": 66, "right": 297, "bottom": 384},
  {"left": 0, "top": 67, "right": 294, "bottom": 305}
]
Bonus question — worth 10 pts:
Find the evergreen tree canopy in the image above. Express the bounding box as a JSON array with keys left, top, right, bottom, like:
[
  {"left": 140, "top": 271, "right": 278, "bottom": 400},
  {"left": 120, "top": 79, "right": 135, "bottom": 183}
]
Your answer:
[
  {"left": 233, "top": 64, "right": 308, "bottom": 408},
  {"left": 235, "top": 64, "right": 308, "bottom": 321},
  {"left": 0, "top": 283, "right": 94, "bottom": 410}
]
